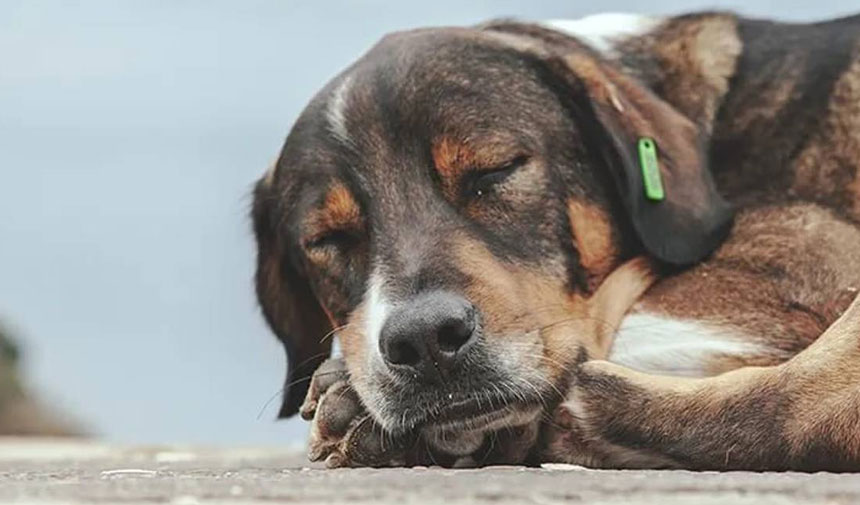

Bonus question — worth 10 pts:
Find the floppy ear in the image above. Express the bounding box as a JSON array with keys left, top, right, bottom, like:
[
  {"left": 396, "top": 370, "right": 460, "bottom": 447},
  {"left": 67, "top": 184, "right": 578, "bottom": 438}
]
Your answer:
[
  {"left": 560, "top": 53, "right": 734, "bottom": 265},
  {"left": 252, "top": 170, "right": 333, "bottom": 418},
  {"left": 486, "top": 24, "right": 734, "bottom": 265}
]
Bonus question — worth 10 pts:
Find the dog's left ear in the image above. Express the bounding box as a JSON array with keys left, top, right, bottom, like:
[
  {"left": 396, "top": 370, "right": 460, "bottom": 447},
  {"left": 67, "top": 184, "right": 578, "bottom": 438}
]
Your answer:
[
  {"left": 486, "top": 24, "right": 734, "bottom": 265},
  {"left": 252, "top": 169, "right": 334, "bottom": 418}
]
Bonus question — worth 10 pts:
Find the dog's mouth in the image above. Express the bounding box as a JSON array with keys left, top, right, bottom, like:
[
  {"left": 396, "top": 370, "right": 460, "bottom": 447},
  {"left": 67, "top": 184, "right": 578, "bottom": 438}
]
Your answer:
[
  {"left": 385, "top": 391, "right": 543, "bottom": 436},
  {"left": 430, "top": 397, "right": 536, "bottom": 430},
  {"left": 415, "top": 396, "right": 543, "bottom": 457}
]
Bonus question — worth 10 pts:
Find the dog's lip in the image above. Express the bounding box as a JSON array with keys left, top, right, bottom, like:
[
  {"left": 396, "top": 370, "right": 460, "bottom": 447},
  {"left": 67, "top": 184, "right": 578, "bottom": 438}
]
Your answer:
[
  {"left": 415, "top": 394, "right": 540, "bottom": 432},
  {"left": 434, "top": 397, "right": 500, "bottom": 423},
  {"left": 430, "top": 403, "right": 518, "bottom": 432}
]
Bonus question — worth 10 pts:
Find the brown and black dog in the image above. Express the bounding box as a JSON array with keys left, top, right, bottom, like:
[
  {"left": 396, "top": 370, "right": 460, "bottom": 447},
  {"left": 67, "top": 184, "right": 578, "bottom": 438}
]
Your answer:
[{"left": 252, "top": 11, "right": 860, "bottom": 471}]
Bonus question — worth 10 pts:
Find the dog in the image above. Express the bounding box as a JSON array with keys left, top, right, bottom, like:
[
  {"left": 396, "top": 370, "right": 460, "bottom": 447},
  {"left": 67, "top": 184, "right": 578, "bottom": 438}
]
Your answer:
[{"left": 251, "top": 11, "right": 860, "bottom": 470}]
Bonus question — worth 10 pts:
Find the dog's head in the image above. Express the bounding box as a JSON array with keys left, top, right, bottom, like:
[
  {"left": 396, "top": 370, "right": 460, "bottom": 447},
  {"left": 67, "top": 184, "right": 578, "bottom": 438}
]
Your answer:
[{"left": 252, "top": 23, "right": 732, "bottom": 450}]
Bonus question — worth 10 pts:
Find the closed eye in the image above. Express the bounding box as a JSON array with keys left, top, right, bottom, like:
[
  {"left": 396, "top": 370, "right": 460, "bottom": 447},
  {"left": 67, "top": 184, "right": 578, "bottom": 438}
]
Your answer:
[
  {"left": 464, "top": 155, "right": 529, "bottom": 199},
  {"left": 304, "top": 229, "right": 357, "bottom": 251}
]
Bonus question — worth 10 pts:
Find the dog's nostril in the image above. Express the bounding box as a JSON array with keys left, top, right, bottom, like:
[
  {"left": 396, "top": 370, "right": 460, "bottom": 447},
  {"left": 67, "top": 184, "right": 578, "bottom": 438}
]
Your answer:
[
  {"left": 379, "top": 292, "right": 477, "bottom": 375},
  {"left": 437, "top": 318, "right": 473, "bottom": 354},
  {"left": 388, "top": 340, "right": 421, "bottom": 367}
]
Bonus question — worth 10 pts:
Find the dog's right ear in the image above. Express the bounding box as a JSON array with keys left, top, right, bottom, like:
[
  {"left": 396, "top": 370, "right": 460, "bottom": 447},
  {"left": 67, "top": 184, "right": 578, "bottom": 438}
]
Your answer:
[
  {"left": 252, "top": 167, "right": 333, "bottom": 418},
  {"left": 482, "top": 23, "right": 734, "bottom": 266}
]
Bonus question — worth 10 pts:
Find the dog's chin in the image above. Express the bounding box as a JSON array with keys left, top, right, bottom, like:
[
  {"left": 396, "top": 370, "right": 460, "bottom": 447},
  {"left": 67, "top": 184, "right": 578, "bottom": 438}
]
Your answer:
[
  {"left": 426, "top": 399, "right": 542, "bottom": 433},
  {"left": 379, "top": 390, "right": 542, "bottom": 430},
  {"left": 374, "top": 391, "right": 544, "bottom": 457},
  {"left": 420, "top": 404, "right": 543, "bottom": 456}
]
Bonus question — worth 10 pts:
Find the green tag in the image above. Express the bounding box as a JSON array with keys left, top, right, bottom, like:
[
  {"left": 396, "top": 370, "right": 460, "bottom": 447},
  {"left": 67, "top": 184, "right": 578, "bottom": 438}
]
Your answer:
[{"left": 638, "top": 137, "right": 664, "bottom": 201}]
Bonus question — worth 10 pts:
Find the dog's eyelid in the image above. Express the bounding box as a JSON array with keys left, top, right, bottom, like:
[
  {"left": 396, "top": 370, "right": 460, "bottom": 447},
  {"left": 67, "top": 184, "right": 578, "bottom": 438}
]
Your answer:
[
  {"left": 303, "top": 228, "right": 358, "bottom": 251},
  {"left": 469, "top": 153, "right": 530, "bottom": 173},
  {"left": 464, "top": 154, "right": 529, "bottom": 197},
  {"left": 499, "top": 154, "right": 530, "bottom": 171}
]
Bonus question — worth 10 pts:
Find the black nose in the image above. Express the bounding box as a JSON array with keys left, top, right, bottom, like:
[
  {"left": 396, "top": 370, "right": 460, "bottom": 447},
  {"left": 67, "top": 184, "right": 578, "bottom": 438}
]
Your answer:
[{"left": 379, "top": 292, "right": 478, "bottom": 380}]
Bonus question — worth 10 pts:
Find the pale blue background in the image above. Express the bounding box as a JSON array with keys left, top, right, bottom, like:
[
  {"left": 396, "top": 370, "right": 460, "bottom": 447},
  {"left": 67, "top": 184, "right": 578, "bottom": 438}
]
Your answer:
[{"left": 0, "top": 1, "right": 854, "bottom": 445}]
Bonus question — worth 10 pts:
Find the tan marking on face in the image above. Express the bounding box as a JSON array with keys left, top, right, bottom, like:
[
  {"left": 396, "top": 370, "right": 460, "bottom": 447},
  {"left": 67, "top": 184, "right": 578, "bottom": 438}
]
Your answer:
[
  {"left": 337, "top": 295, "right": 400, "bottom": 427},
  {"left": 304, "top": 182, "right": 363, "bottom": 244},
  {"left": 452, "top": 234, "right": 583, "bottom": 381},
  {"left": 338, "top": 304, "right": 370, "bottom": 377},
  {"left": 431, "top": 136, "right": 524, "bottom": 199},
  {"left": 567, "top": 199, "right": 617, "bottom": 286},
  {"left": 432, "top": 136, "right": 479, "bottom": 183},
  {"left": 333, "top": 299, "right": 380, "bottom": 427},
  {"left": 451, "top": 234, "right": 654, "bottom": 383},
  {"left": 324, "top": 183, "right": 362, "bottom": 229}
]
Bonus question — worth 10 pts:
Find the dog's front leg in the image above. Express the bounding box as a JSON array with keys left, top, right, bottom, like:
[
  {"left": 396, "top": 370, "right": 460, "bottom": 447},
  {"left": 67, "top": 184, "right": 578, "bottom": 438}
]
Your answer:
[{"left": 544, "top": 293, "right": 860, "bottom": 471}]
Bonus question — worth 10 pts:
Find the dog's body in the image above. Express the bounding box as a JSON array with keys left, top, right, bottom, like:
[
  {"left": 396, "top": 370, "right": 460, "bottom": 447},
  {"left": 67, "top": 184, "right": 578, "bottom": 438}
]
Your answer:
[
  {"left": 253, "top": 12, "right": 860, "bottom": 470},
  {"left": 547, "top": 12, "right": 860, "bottom": 375},
  {"left": 540, "top": 13, "right": 860, "bottom": 470}
]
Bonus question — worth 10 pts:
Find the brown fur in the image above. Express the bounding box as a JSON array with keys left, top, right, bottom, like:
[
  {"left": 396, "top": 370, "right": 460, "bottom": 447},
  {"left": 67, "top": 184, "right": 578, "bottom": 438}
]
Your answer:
[
  {"left": 791, "top": 46, "right": 860, "bottom": 220},
  {"left": 617, "top": 13, "right": 742, "bottom": 130},
  {"left": 567, "top": 199, "right": 617, "bottom": 288},
  {"left": 453, "top": 236, "right": 582, "bottom": 383},
  {"left": 252, "top": 174, "right": 336, "bottom": 416},
  {"left": 535, "top": 13, "right": 860, "bottom": 471},
  {"left": 546, "top": 289, "right": 860, "bottom": 471},
  {"left": 431, "top": 135, "right": 530, "bottom": 201},
  {"left": 431, "top": 136, "right": 479, "bottom": 191},
  {"left": 254, "top": 10, "right": 860, "bottom": 469},
  {"left": 636, "top": 204, "right": 860, "bottom": 359},
  {"left": 314, "top": 183, "right": 363, "bottom": 236}
]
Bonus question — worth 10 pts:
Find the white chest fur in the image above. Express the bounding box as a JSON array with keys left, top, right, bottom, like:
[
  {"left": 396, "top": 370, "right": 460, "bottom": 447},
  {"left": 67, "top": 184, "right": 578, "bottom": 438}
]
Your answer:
[{"left": 608, "top": 313, "right": 762, "bottom": 377}]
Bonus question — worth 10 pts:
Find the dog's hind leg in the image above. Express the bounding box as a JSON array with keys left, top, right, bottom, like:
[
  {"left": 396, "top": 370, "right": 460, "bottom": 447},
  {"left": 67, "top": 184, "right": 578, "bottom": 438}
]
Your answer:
[{"left": 543, "top": 292, "right": 860, "bottom": 471}]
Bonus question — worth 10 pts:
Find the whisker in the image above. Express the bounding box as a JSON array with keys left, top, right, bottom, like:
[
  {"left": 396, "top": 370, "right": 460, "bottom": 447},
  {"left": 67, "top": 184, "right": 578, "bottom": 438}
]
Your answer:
[
  {"left": 320, "top": 323, "right": 354, "bottom": 344},
  {"left": 290, "top": 351, "right": 334, "bottom": 372},
  {"left": 255, "top": 387, "right": 285, "bottom": 420},
  {"left": 478, "top": 430, "right": 498, "bottom": 465},
  {"left": 280, "top": 369, "right": 343, "bottom": 392},
  {"left": 424, "top": 436, "right": 441, "bottom": 467}
]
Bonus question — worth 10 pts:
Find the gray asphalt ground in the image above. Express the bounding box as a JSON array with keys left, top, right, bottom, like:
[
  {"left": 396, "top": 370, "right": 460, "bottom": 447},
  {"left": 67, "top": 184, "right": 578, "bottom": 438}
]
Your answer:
[{"left": 2, "top": 438, "right": 860, "bottom": 504}]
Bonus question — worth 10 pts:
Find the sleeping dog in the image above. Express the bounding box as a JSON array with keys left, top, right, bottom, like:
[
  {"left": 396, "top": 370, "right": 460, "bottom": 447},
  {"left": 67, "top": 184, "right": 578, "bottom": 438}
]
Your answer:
[{"left": 251, "top": 11, "right": 860, "bottom": 470}]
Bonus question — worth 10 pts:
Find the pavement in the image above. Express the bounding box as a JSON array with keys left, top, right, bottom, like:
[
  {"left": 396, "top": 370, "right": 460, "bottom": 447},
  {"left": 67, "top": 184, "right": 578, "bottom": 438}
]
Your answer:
[{"left": 2, "top": 438, "right": 860, "bottom": 504}]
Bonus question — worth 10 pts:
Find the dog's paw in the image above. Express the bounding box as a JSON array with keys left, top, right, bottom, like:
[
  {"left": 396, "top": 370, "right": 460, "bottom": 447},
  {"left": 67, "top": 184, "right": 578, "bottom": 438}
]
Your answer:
[
  {"left": 299, "top": 359, "right": 415, "bottom": 468},
  {"left": 541, "top": 361, "right": 620, "bottom": 468},
  {"left": 542, "top": 361, "right": 679, "bottom": 469}
]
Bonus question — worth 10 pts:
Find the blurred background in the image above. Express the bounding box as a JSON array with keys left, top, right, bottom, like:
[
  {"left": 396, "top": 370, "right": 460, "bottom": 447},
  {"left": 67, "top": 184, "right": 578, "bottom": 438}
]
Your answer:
[{"left": 0, "top": 0, "right": 855, "bottom": 446}]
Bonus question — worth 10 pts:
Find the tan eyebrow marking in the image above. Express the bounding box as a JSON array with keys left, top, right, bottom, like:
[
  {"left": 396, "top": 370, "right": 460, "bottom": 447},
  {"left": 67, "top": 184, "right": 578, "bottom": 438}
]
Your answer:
[
  {"left": 325, "top": 183, "right": 361, "bottom": 226},
  {"left": 305, "top": 182, "right": 363, "bottom": 241},
  {"left": 432, "top": 136, "right": 480, "bottom": 182},
  {"left": 431, "top": 136, "right": 522, "bottom": 199}
]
